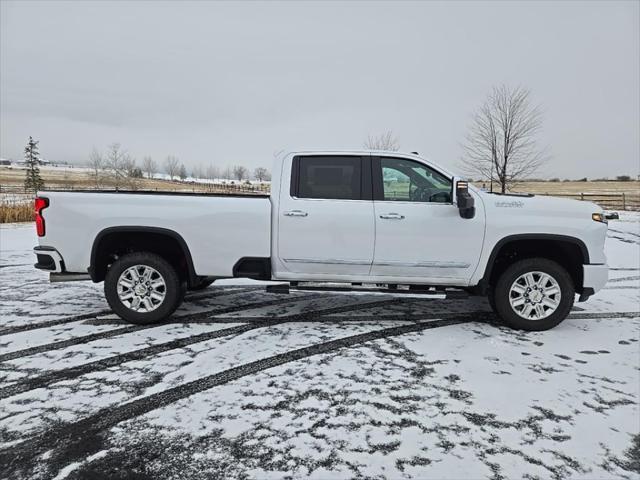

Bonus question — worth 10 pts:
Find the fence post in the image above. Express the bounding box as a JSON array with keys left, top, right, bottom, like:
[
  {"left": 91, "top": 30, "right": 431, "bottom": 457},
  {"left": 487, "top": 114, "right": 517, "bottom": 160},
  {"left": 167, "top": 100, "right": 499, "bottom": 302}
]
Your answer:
[{"left": 622, "top": 192, "right": 626, "bottom": 211}]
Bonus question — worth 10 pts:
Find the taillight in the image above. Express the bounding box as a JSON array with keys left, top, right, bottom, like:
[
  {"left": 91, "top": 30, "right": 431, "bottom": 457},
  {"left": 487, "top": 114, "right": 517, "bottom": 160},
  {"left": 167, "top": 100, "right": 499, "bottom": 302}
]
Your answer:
[{"left": 35, "top": 197, "right": 49, "bottom": 237}]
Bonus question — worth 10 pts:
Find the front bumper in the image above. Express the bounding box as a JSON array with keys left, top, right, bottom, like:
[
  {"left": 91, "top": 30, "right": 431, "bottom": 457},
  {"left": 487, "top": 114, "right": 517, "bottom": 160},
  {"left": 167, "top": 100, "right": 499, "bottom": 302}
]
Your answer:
[
  {"left": 33, "top": 246, "right": 64, "bottom": 273},
  {"left": 582, "top": 263, "right": 608, "bottom": 298}
]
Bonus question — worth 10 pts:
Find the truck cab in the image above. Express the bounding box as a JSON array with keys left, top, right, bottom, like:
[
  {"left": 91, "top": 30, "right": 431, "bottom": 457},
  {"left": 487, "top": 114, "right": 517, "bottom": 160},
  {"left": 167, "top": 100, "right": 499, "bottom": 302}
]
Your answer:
[
  {"left": 271, "top": 152, "right": 483, "bottom": 286},
  {"left": 33, "top": 150, "right": 609, "bottom": 331}
]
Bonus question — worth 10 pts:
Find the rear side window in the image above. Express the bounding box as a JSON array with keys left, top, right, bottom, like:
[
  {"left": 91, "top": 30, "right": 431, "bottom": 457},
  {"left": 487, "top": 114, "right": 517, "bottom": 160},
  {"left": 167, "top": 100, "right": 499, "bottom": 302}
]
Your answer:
[{"left": 292, "top": 156, "right": 363, "bottom": 200}]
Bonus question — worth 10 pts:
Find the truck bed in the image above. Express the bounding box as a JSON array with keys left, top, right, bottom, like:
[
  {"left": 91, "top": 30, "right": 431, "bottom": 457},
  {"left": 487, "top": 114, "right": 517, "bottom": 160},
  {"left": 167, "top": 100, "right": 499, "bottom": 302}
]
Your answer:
[
  {"left": 38, "top": 190, "right": 272, "bottom": 277},
  {"left": 39, "top": 189, "right": 270, "bottom": 198}
]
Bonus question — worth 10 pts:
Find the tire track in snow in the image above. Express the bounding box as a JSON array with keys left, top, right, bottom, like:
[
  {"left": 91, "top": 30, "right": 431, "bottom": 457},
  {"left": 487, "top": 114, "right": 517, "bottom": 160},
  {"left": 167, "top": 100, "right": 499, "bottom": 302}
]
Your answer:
[
  {"left": 0, "top": 294, "right": 309, "bottom": 363},
  {"left": 0, "top": 310, "right": 114, "bottom": 337},
  {"left": 0, "top": 287, "right": 257, "bottom": 337},
  {"left": 568, "top": 311, "right": 640, "bottom": 319},
  {"left": 231, "top": 310, "right": 493, "bottom": 323},
  {"left": 183, "top": 286, "right": 263, "bottom": 302},
  {"left": 607, "top": 235, "right": 640, "bottom": 245},
  {"left": 0, "top": 315, "right": 467, "bottom": 474},
  {"left": 607, "top": 275, "right": 640, "bottom": 283},
  {"left": 608, "top": 227, "right": 640, "bottom": 238},
  {"left": 217, "top": 310, "right": 640, "bottom": 323},
  {"left": 0, "top": 298, "right": 403, "bottom": 400}
]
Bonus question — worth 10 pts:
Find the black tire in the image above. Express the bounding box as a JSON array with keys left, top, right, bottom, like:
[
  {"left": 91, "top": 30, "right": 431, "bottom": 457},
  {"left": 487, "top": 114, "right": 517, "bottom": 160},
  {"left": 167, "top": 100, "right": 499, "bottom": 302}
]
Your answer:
[
  {"left": 188, "top": 277, "right": 215, "bottom": 291},
  {"left": 487, "top": 287, "right": 497, "bottom": 314},
  {"left": 493, "top": 258, "right": 574, "bottom": 331},
  {"left": 104, "top": 252, "right": 183, "bottom": 325}
]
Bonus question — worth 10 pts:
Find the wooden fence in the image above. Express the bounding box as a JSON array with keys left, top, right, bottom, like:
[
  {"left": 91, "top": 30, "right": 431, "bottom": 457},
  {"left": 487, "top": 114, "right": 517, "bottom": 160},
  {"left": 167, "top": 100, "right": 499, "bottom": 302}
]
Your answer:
[{"left": 536, "top": 192, "right": 639, "bottom": 211}]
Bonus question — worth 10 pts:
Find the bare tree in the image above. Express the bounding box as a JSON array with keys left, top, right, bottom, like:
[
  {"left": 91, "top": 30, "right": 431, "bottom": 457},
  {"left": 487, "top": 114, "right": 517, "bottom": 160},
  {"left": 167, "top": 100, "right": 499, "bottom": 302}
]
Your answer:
[
  {"left": 178, "top": 163, "right": 188, "bottom": 181},
  {"left": 223, "top": 166, "right": 232, "bottom": 180},
  {"left": 88, "top": 148, "right": 104, "bottom": 188},
  {"left": 104, "top": 143, "right": 133, "bottom": 189},
  {"left": 206, "top": 164, "right": 220, "bottom": 181},
  {"left": 123, "top": 157, "right": 142, "bottom": 190},
  {"left": 233, "top": 165, "right": 248, "bottom": 181},
  {"left": 253, "top": 167, "right": 270, "bottom": 182},
  {"left": 142, "top": 156, "right": 157, "bottom": 179},
  {"left": 191, "top": 164, "right": 204, "bottom": 180},
  {"left": 164, "top": 155, "right": 180, "bottom": 181},
  {"left": 459, "top": 85, "right": 548, "bottom": 193},
  {"left": 364, "top": 131, "right": 400, "bottom": 151}
]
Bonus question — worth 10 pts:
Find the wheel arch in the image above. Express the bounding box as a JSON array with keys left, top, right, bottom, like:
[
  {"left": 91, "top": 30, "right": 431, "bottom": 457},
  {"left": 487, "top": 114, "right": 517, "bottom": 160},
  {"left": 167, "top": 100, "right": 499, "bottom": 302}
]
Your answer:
[
  {"left": 479, "top": 234, "right": 589, "bottom": 293},
  {"left": 89, "top": 226, "right": 198, "bottom": 287}
]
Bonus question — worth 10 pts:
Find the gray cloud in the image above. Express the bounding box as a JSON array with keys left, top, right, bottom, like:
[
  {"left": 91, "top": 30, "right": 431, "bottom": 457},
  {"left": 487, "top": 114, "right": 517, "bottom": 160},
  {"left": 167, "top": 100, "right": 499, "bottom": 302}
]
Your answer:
[{"left": 1, "top": 0, "right": 638, "bottom": 178}]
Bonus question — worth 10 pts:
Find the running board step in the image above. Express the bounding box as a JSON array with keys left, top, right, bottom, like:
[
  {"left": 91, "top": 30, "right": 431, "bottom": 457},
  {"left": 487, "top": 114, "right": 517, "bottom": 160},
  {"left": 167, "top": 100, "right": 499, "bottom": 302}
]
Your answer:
[
  {"left": 50, "top": 273, "right": 91, "bottom": 282},
  {"left": 266, "top": 284, "right": 468, "bottom": 299}
]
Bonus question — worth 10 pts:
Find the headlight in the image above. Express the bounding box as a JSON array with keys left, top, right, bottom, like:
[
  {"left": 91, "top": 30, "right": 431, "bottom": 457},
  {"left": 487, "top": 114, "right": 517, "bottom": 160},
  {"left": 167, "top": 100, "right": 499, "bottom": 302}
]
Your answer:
[{"left": 592, "top": 213, "right": 607, "bottom": 224}]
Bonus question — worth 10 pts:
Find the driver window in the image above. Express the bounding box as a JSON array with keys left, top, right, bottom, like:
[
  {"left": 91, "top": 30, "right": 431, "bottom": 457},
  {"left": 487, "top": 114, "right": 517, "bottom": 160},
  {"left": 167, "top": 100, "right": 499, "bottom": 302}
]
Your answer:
[{"left": 380, "top": 158, "right": 452, "bottom": 203}]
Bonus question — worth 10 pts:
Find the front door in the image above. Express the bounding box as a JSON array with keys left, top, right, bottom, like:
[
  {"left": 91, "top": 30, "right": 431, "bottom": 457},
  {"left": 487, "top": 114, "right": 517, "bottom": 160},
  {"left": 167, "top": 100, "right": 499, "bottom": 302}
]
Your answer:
[
  {"left": 277, "top": 155, "right": 375, "bottom": 277},
  {"left": 370, "top": 156, "right": 484, "bottom": 282}
]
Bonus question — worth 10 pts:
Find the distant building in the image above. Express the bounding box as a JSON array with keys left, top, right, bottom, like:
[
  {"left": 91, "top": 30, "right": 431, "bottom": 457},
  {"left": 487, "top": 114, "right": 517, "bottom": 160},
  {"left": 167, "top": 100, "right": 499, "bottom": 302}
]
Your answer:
[
  {"left": 17, "top": 156, "right": 50, "bottom": 166},
  {"left": 0, "top": 158, "right": 11, "bottom": 166}
]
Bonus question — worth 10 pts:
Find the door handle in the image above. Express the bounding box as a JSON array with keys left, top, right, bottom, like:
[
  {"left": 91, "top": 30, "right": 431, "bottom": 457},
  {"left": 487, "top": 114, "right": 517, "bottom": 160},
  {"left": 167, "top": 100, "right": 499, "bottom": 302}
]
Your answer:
[
  {"left": 284, "top": 210, "right": 308, "bottom": 217},
  {"left": 379, "top": 213, "right": 405, "bottom": 220}
]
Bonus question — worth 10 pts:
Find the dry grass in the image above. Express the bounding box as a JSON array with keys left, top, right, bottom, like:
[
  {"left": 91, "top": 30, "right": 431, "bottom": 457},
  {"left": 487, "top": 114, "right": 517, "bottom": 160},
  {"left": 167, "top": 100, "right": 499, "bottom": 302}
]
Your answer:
[
  {"left": 0, "top": 201, "right": 33, "bottom": 223},
  {"left": 470, "top": 180, "right": 640, "bottom": 195},
  {"left": 511, "top": 180, "right": 640, "bottom": 195}
]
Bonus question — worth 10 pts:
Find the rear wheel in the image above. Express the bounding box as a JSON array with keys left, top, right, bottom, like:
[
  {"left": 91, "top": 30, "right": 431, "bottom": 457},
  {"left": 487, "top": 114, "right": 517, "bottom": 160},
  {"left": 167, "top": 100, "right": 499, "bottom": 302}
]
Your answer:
[
  {"left": 104, "top": 252, "right": 183, "bottom": 324},
  {"left": 492, "top": 258, "right": 574, "bottom": 331}
]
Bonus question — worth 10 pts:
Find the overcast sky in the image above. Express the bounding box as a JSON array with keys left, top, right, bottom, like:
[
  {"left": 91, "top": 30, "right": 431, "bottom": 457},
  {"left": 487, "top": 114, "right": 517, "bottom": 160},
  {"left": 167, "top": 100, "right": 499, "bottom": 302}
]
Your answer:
[{"left": 1, "top": 1, "right": 638, "bottom": 178}]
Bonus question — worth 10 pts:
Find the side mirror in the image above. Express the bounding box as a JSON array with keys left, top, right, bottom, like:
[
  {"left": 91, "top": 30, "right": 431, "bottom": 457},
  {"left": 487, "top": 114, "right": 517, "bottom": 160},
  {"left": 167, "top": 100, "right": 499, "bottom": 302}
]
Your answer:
[{"left": 455, "top": 179, "right": 475, "bottom": 219}]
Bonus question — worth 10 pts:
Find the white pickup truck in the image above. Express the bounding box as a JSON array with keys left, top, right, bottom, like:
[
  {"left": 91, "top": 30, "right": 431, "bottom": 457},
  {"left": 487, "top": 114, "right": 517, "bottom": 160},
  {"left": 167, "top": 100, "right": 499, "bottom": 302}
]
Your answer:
[{"left": 33, "top": 151, "right": 609, "bottom": 330}]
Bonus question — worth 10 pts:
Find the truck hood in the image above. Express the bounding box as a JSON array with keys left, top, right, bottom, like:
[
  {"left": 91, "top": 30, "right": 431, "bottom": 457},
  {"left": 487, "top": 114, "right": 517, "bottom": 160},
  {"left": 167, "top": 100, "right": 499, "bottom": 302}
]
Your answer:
[{"left": 476, "top": 191, "right": 603, "bottom": 221}]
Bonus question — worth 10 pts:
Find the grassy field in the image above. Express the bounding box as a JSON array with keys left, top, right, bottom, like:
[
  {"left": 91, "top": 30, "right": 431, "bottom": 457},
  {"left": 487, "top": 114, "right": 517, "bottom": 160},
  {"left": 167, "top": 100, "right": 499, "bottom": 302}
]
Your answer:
[
  {"left": 505, "top": 180, "right": 639, "bottom": 195},
  {"left": 0, "top": 165, "right": 267, "bottom": 193}
]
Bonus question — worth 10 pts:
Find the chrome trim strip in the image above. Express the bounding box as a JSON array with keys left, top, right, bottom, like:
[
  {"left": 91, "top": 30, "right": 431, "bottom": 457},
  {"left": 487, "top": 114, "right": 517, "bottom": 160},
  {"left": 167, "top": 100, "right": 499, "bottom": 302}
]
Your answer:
[
  {"left": 283, "top": 258, "right": 470, "bottom": 268},
  {"left": 374, "top": 261, "right": 470, "bottom": 268},
  {"left": 283, "top": 258, "right": 371, "bottom": 266}
]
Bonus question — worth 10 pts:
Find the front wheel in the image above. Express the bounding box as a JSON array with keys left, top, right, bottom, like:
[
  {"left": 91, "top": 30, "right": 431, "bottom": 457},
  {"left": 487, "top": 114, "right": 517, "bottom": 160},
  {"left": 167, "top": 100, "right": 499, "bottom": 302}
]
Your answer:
[
  {"left": 104, "top": 252, "right": 183, "bottom": 324},
  {"left": 491, "top": 258, "right": 574, "bottom": 331}
]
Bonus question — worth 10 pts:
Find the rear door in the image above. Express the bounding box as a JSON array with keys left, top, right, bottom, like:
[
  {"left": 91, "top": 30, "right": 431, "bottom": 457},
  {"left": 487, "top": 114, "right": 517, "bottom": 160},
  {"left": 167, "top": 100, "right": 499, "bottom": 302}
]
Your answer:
[
  {"left": 276, "top": 154, "right": 375, "bottom": 277},
  {"left": 370, "top": 156, "right": 484, "bottom": 282}
]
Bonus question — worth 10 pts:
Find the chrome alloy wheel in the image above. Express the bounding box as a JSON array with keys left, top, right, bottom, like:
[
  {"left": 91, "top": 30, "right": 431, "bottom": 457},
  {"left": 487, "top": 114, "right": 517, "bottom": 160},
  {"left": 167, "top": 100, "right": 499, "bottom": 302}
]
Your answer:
[
  {"left": 509, "top": 271, "right": 561, "bottom": 320},
  {"left": 117, "top": 265, "right": 166, "bottom": 313}
]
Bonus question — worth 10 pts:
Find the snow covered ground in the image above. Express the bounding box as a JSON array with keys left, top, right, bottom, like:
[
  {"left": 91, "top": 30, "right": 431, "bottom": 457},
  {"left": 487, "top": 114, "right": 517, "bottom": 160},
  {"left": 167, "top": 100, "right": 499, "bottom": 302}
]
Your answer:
[{"left": 0, "top": 217, "right": 638, "bottom": 480}]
